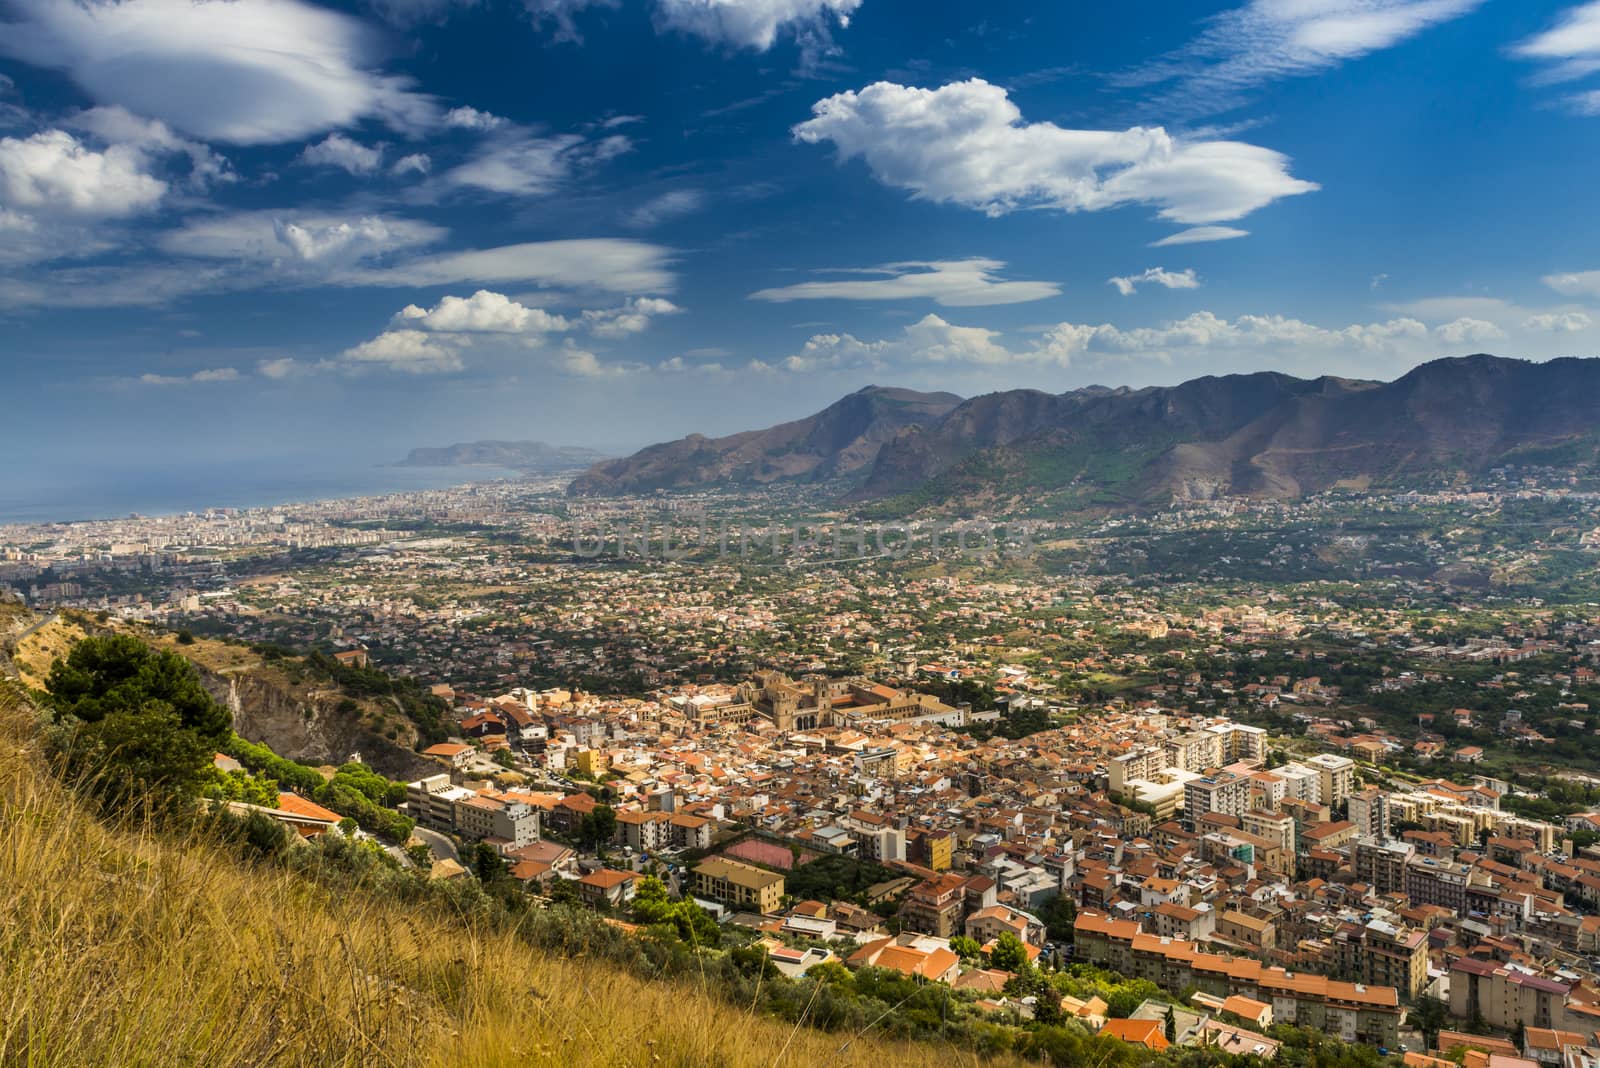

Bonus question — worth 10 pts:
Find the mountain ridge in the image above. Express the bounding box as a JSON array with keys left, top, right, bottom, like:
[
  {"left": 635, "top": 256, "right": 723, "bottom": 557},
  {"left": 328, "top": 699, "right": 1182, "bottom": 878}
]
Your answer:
[
  {"left": 569, "top": 356, "right": 1600, "bottom": 510},
  {"left": 567, "top": 385, "right": 963, "bottom": 496}
]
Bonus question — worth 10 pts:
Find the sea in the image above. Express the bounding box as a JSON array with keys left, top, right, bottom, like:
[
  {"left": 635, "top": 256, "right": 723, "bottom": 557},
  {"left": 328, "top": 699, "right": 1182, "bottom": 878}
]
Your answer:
[{"left": 0, "top": 456, "right": 528, "bottom": 527}]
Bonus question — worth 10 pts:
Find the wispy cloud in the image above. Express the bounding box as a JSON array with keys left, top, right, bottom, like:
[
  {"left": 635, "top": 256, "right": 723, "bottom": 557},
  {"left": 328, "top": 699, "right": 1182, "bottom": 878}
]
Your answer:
[
  {"left": 750, "top": 258, "right": 1061, "bottom": 307},
  {"left": 1120, "top": 0, "right": 1486, "bottom": 116},
  {"left": 1513, "top": 2, "right": 1600, "bottom": 114}
]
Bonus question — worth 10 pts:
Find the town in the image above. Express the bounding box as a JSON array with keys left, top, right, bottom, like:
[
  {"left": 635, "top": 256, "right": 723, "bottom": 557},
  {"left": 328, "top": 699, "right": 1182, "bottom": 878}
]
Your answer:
[{"left": 12, "top": 475, "right": 1600, "bottom": 1068}]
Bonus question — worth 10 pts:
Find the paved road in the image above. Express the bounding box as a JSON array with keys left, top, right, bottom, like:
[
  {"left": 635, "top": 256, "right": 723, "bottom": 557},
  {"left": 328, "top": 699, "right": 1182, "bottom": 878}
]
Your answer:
[
  {"left": 413, "top": 826, "right": 459, "bottom": 864},
  {"left": 13, "top": 611, "right": 60, "bottom": 646}
]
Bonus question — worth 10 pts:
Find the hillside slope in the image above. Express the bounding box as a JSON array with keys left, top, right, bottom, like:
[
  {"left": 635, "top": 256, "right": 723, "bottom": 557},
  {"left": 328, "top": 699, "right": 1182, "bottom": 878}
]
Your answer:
[
  {"left": 567, "top": 386, "right": 963, "bottom": 496},
  {"left": 0, "top": 672, "right": 1015, "bottom": 1068},
  {"left": 10, "top": 616, "right": 434, "bottom": 780}
]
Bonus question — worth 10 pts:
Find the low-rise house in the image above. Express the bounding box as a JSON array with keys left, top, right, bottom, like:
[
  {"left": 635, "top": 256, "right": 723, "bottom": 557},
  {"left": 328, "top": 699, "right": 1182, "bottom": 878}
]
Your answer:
[{"left": 578, "top": 868, "right": 638, "bottom": 909}]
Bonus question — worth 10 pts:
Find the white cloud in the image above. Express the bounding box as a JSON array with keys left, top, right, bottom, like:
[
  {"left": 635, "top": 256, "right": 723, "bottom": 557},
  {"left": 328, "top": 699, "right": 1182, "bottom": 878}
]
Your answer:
[
  {"left": 623, "top": 189, "right": 706, "bottom": 228},
  {"left": 342, "top": 329, "right": 464, "bottom": 374},
  {"left": 340, "top": 238, "right": 676, "bottom": 295},
  {"left": 444, "top": 130, "right": 632, "bottom": 196},
  {"left": 1151, "top": 226, "right": 1250, "bottom": 246},
  {"left": 764, "top": 309, "right": 1450, "bottom": 376},
  {"left": 300, "top": 134, "right": 384, "bottom": 175},
  {"left": 397, "top": 290, "right": 571, "bottom": 333},
  {"left": 556, "top": 341, "right": 638, "bottom": 377},
  {"left": 1030, "top": 312, "right": 1432, "bottom": 368},
  {"left": 580, "top": 296, "right": 683, "bottom": 337},
  {"left": 1545, "top": 269, "right": 1600, "bottom": 298},
  {"left": 1525, "top": 311, "right": 1593, "bottom": 332},
  {"left": 1108, "top": 267, "right": 1201, "bottom": 296},
  {"left": 444, "top": 105, "right": 507, "bottom": 131},
  {"left": 779, "top": 313, "right": 1012, "bottom": 373},
  {"left": 70, "top": 105, "right": 233, "bottom": 189},
  {"left": 391, "top": 152, "right": 431, "bottom": 176},
  {"left": 161, "top": 211, "right": 446, "bottom": 268},
  {"left": 138, "top": 367, "right": 241, "bottom": 385},
  {"left": 794, "top": 79, "right": 1317, "bottom": 225},
  {"left": 655, "top": 0, "right": 861, "bottom": 52},
  {"left": 751, "top": 258, "right": 1060, "bottom": 307},
  {"left": 256, "top": 356, "right": 324, "bottom": 379},
  {"left": 1514, "top": 2, "right": 1600, "bottom": 94},
  {"left": 1126, "top": 0, "right": 1485, "bottom": 113},
  {"left": 0, "top": 0, "right": 435, "bottom": 145},
  {"left": 1433, "top": 317, "right": 1506, "bottom": 345},
  {"left": 0, "top": 129, "right": 166, "bottom": 218}
]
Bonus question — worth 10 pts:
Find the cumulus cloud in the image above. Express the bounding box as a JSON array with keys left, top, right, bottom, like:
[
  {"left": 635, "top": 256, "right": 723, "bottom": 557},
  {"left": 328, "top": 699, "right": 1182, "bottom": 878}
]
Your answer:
[
  {"left": 1433, "top": 317, "right": 1506, "bottom": 345},
  {"left": 1525, "top": 311, "right": 1594, "bottom": 332},
  {"left": 793, "top": 79, "right": 1317, "bottom": 225},
  {"left": 580, "top": 296, "right": 683, "bottom": 337},
  {"left": 655, "top": 0, "right": 861, "bottom": 53},
  {"left": 0, "top": 129, "right": 167, "bottom": 217},
  {"left": 623, "top": 189, "right": 707, "bottom": 229},
  {"left": 1151, "top": 226, "right": 1250, "bottom": 246},
  {"left": 299, "top": 134, "right": 385, "bottom": 175},
  {"left": 255, "top": 356, "right": 329, "bottom": 380},
  {"left": 751, "top": 258, "right": 1061, "bottom": 307},
  {"left": 69, "top": 105, "right": 234, "bottom": 189},
  {"left": 1545, "top": 269, "right": 1600, "bottom": 298},
  {"left": 444, "top": 130, "right": 632, "bottom": 196},
  {"left": 444, "top": 105, "right": 507, "bottom": 131},
  {"left": 0, "top": 0, "right": 435, "bottom": 145},
  {"left": 342, "top": 329, "right": 465, "bottom": 374},
  {"left": 1124, "top": 0, "right": 1485, "bottom": 114},
  {"left": 1514, "top": 1, "right": 1600, "bottom": 105},
  {"left": 397, "top": 289, "right": 571, "bottom": 333},
  {"left": 779, "top": 313, "right": 1012, "bottom": 373},
  {"left": 763, "top": 309, "right": 1453, "bottom": 377},
  {"left": 1108, "top": 267, "right": 1201, "bottom": 296}
]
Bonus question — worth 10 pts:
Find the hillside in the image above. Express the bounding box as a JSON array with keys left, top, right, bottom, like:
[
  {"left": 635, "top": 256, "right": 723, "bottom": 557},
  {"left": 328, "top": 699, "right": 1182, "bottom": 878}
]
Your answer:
[
  {"left": 10, "top": 615, "right": 436, "bottom": 780},
  {"left": 0, "top": 675, "right": 1033, "bottom": 1067},
  {"left": 855, "top": 355, "right": 1600, "bottom": 511},
  {"left": 567, "top": 386, "right": 963, "bottom": 496},
  {"left": 397, "top": 440, "right": 611, "bottom": 472}
]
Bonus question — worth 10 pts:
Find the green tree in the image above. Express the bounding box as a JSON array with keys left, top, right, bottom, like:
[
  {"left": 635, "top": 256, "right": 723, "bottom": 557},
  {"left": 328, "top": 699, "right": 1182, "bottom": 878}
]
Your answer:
[
  {"left": 580, "top": 804, "right": 617, "bottom": 850},
  {"left": 949, "top": 935, "right": 983, "bottom": 962},
  {"left": 472, "top": 841, "right": 506, "bottom": 884},
  {"left": 45, "top": 634, "right": 232, "bottom": 805},
  {"left": 989, "top": 931, "right": 1029, "bottom": 973}
]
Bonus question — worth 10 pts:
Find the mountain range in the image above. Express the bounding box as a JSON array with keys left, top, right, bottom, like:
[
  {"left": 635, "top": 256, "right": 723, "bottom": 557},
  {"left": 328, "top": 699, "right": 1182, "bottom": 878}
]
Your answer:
[
  {"left": 397, "top": 440, "right": 611, "bottom": 473},
  {"left": 566, "top": 386, "right": 962, "bottom": 496},
  {"left": 568, "top": 356, "right": 1600, "bottom": 511}
]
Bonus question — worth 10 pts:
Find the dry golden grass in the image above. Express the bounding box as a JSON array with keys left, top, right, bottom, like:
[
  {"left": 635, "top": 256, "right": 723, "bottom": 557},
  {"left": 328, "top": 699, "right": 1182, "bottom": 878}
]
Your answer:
[
  {"left": 0, "top": 677, "right": 1028, "bottom": 1068},
  {"left": 11, "top": 614, "right": 87, "bottom": 690}
]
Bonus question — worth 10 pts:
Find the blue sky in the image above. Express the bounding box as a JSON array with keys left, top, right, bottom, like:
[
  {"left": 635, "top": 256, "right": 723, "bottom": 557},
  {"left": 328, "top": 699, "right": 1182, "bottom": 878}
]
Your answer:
[{"left": 3, "top": 0, "right": 1600, "bottom": 463}]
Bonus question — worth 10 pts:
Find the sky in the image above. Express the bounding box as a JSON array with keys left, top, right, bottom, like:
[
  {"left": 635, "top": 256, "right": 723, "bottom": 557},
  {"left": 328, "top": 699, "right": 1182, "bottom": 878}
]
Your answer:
[{"left": 4, "top": 0, "right": 1600, "bottom": 465}]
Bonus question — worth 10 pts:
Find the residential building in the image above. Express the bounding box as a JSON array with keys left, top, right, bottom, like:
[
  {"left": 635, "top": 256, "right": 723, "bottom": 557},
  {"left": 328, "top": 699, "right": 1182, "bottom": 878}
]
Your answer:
[
  {"left": 1185, "top": 771, "right": 1251, "bottom": 830},
  {"left": 692, "top": 857, "right": 784, "bottom": 914}
]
